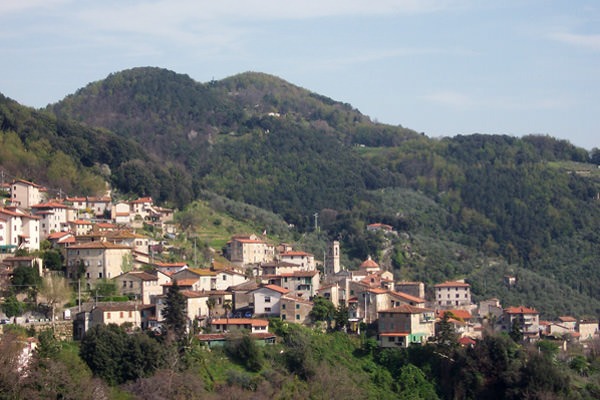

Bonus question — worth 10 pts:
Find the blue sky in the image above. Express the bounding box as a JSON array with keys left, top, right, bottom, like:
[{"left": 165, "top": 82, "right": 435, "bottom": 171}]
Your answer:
[{"left": 1, "top": 0, "right": 599, "bottom": 150}]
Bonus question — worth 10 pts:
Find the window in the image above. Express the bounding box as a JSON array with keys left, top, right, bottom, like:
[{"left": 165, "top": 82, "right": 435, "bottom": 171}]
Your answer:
[
  {"left": 120, "top": 312, "right": 123, "bottom": 318},
  {"left": 389, "top": 336, "right": 395, "bottom": 342},
  {"left": 130, "top": 281, "right": 133, "bottom": 288},
  {"left": 129, "top": 311, "right": 132, "bottom": 317},
  {"left": 264, "top": 296, "right": 271, "bottom": 303},
  {"left": 281, "top": 304, "right": 286, "bottom": 310},
  {"left": 282, "top": 314, "right": 286, "bottom": 320},
  {"left": 123, "top": 281, "right": 127, "bottom": 287},
  {"left": 296, "top": 314, "right": 300, "bottom": 320},
  {"left": 265, "top": 307, "right": 271, "bottom": 312},
  {"left": 107, "top": 312, "right": 111, "bottom": 319},
  {"left": 295, "top": 304, "right": 300, "bottom": 309},
  {"left": 222, "top": 275, "right": 227, "bottom": 281},
  {"left": 86, "top": 272, "right": 90, "bottom": 279},
  {"left": 98, "top": 272, "right": 102, "bottom": 278}
]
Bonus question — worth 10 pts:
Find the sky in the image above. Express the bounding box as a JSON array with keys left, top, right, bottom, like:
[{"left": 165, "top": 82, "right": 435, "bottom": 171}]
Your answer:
[{"left": 1, "top": 0, "right": 599, "bottom": 150}]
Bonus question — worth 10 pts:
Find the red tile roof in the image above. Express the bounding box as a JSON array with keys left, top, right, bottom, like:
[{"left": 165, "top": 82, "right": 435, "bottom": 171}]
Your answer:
[
  {"left": 281, "top": 251, "right": 312, "bottom": 257},
  {"left": 558, "top": 316, "right": 577, "bottom": 322},
  {"left": 261, "top": 284, "right": 290, "bottom": 294},
  {"left": 434, "top": 281, "right": 470, "bottom": 288},
  {"left": 379, "top": 304, "right": 434, "bottom": 314},
  {"left": 439, "top": 309, "right": 472, "bottom": 320},
  {"left": 505, "top": 306, "right": 539, "bottom": 314},
  {"left": 68, "top": 241, "right": 131, "bottom": 250},
  {"left": 211, "top": 318, "right": 269, "bottom": 327}
]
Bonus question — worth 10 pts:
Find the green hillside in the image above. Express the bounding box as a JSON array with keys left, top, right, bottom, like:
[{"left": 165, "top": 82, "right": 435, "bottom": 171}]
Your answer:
[{"left": 2, "top": 66, "right": 600, "bottom": 317}]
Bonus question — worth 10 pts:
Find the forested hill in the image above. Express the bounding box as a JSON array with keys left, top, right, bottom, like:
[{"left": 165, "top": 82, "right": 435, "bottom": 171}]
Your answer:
[
  {"left": 48, "top": 67, "right": 419, "bottom": 223},
  {"left": 4, "top": 66, "right": 600, "bottom": 316}
]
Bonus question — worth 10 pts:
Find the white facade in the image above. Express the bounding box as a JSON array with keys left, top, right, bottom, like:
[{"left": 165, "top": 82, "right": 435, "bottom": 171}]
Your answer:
[
  {"left": 279, "top": 251, "right": 315, "bottom": 271},
  {"left": 434, "top": 281, "right": 472, "bottom": 307},
  {"left": 0, "top": 207, "right": 40, "bottom": 252}
]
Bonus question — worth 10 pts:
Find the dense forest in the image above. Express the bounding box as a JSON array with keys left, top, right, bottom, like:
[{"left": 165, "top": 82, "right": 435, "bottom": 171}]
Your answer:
[{"left": 2, "top": 67, "right": 600, "bottom": 318}]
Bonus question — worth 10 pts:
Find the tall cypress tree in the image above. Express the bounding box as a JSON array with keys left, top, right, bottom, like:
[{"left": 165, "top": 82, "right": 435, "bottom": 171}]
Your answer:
[{"left": 163, "top": 282, "right": 187, "bottom": 342}]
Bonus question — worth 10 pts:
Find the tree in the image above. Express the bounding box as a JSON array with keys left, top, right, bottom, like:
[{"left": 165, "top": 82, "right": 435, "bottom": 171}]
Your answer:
[
  {"left": 509, "top": 319, "right": 522, "bottom": 343},
  {"left": 79, "top": 323, "right": 162, "bottom": 386},
  {"left": 435, "top": 312, "right": 458, "bottom": 354},
  {"left": 1, "top": 296, "right": 24, "bottom": 319},
  {"left": 334, "top": 302, "right": 349, "bottom": 331},
  {"left": 226, "top": 333, "right": 263, "bottom": 372},
  {"left": 206, "top": 297, "right": 216, "bottom": 321},
  {"left": 39, "top": 275, "right": 72, "bottom": 327},
  {"left": 398, "top": 364, "right": 439, "bottom": 400},
  {"left": 163, "top": 282, "right": 187, "bottom": 342},
  {"left": 309, "top": 296, "right": 335, "bottom": 324},
  {"left": 223, "top": 299, "right": 232, "bottom": 327},
  {"left": 42, "top": 250, "right": 63, "bottom": 271},
  {"left": 92, "top": 279, "right": 116, "bottom": 300},
  {"left": 11, "top": 265, "right": 41, "bottom": 293}
]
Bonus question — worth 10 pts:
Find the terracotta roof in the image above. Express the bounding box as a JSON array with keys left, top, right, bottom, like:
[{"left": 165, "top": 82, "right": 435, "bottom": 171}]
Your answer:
[
  {"left": 379, "top": 332, "right": 410, "bottom": 337},
  {"left": 166, "top": 279, "right": 199, "bottom": 287},
  {"left": 434, "top": 281, "right": 470, "bottom": 288},
  {"left": 95, "top": 223, "right": 116, "bottom": 228},
  {"left": 186, "top": 268, "right": 216, "bottom": 276},
  {"left": 281, "top": 295, "right": 313, "bottom": 305},
  {"left": 31, "top": 201, "right": 71, "bottom": 209},
  {"left": 155, "top": 262, "right": 188, "bottom": 267},
  {"left": 197, "top": 332, "right": 276, "bottom": 341},
  {"left": 69, "top": 220, "right": 92, "bottom": 225},
  {"left": 130, "top": 197, "right": 153, "bottom": 203},
  {"left": 505, "top": 306, "right": 539, "bottom": 314},
  {"left": 439, "top": 309, "right": 472, "bottom": 320},
  {"left": 367, "top": 223, "right": 393, "bottom": 230},
  {"left": 120, "top": 271, "right": 158, "bottom": 281},
  {"left": 458, "top": 337, "right": 476, "bottom": 345},
  {"left": 259, "top": 284, "right": 290, "bottom": 294},
  {"left": 229, "top": 280, "right": 260, "bottom": 291},
  {"left": 379, "top": 304, "right": 434, "bottom": 314},
  {"left": 558, "top": 316, "right": 577, "bottom": 322},
  {"left": 95, "top": 304, "right": 153, "bottom": 312},
  {"left": 360, "top": 257, "right": 379, "bottom": 269},
  {"left": 233, "top": 238, "right": 266, "bottom": 244},
  {"left": 47, "top": 231, "right": 72, "bottom": 240},
  {"left": 68, "top": 241, "right": 131, "bottom": 250},
  {"left": 211, "top": 318, "right": 269, "bottom": 327},
  {"left": 390, "top": 291, "right": 426, "bottom": 304},
  {"left": 264, "top": 270, "right": 319, "bottom": 278},
  {"left": 367, "top": 288, "right": 388, "bottom": 295},
  {"left": 280, "top": 251, "right": 313, "bottom": 257}
]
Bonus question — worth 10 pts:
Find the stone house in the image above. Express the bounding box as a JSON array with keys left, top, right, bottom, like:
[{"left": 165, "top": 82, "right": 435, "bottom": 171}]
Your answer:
[
  {"left": 10, "top": 179, "right": 47, "bottom": 209},
  {"left": 280, "top": 295, "right": 313, "bottom": 325},
  {"left": 501, "top": 306, "right": 540, "bottom": 342},
  {"left": 0, "top": 207, "right": 40, "bottom": 252},
  {"left": 434, "top": 281, "right": 472, "bottom": 308},
  {"left": 65, "top": 241, "right": 132, "bottom": 287},
  {"left": 250, "top": 284, "right": 290, "bottom": 317},
  {"left": 113, "top": 270, "right": 169, "bottom": 304},
  {"left": 262, "top": 270, "right": 320, "bottom": 299},
  {"left": 226, "top": 234, "right": 274, "bottom": 267},
  {"left": 377, "top": 305, "right": 436, "bottom": 348}
]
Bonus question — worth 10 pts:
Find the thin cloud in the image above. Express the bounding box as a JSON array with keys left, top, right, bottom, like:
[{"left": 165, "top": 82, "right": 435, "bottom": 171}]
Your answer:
[
  {"left": 549, "top": 32, "right": 600, "bottom": 51},
  {"left": 424, "top": 91, "right": 474, "bottom": 110}
]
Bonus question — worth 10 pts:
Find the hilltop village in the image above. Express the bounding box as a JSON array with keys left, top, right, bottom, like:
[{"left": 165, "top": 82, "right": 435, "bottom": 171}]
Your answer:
[{"left": 1, "top": 179, "right": 598, "bottom": 350}]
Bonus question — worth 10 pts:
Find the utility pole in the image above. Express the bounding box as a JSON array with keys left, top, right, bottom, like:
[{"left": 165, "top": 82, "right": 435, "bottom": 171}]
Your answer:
[
  {"left": 78, "top": 279, "right": 81, "bottom": 312},
  {"left": 313, "top": 212, "right": 319, "bottom": 232}
]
